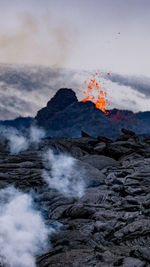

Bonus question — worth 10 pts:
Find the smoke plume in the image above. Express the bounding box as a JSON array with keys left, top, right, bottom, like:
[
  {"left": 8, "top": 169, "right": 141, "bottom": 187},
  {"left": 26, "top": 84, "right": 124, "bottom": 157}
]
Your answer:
[
  {"left": 0, "top": 13, "right": 76, "bottom": 67},
  {"left": 43, "top": 149, "right": 85, "bottom": 198},
  {"left": 0, "top": 186, "right": 53, "bottom": 267}
]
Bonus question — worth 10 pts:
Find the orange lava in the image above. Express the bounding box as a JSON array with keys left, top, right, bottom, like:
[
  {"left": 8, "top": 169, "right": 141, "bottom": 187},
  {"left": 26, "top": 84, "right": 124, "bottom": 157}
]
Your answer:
[{"left": 81, "top": 72, "right": 111, "bottom": 113}]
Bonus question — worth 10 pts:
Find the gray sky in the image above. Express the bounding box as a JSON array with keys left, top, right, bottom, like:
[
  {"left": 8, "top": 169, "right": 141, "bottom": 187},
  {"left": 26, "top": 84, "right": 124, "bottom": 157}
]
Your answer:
[
  {"left": 0, "top": 0, "right": 150, "bottom": 76},
  {"left": 0, "top": 0, "right": 150, "bottom": 119}
]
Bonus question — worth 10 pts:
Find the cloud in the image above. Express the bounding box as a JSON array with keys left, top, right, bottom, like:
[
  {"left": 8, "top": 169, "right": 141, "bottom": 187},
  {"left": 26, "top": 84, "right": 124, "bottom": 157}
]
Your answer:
[
  {"left": 0, "top": 107, "right": 19, "bottom": 121},
  {"left": 105, "top": 73, "right": 150, "bottom": 97},
  {"left": 0, "top": 94, "right": 37, "bottom": 119},
  {"left": 0, "top": 65, "right": 79, "bottom": 120},
  {"left": 0, "top": 186, "right": 52, "bottom": 267}
]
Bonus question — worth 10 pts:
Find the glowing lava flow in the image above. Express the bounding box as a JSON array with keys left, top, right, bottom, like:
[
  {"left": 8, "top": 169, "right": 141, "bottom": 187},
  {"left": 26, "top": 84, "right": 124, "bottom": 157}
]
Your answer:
[{"left": 81, "top": 72, "right": 111, "bottom": 114}]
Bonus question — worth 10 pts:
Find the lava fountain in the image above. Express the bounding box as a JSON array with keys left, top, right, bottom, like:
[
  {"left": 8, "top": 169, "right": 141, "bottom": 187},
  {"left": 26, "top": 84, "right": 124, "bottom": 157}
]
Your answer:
[{"left": 80, "top": 72, "right": 111, "bottom": 114}]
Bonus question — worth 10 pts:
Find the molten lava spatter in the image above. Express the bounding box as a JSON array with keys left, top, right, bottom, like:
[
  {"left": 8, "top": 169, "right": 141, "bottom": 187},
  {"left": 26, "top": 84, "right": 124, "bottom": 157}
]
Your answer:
[{"left": 81, "top": 72, "right": 111, "bottom": 113}]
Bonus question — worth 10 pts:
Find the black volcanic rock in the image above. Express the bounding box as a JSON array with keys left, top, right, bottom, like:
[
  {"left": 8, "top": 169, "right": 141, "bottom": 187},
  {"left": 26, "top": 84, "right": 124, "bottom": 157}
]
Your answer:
[
  {"left": 121, "top": 128, "right": 136, "bottom": 136},
  {"left": 36, "top": 89, "right": 113, "bottom": 138},
  {"left": 80, "top": 154, "right": 120, "bottom": 170},
  {"left": 35, "top": 88, "right": 78, "bottom": 128},
  {"left": 35, "top": 88, "right": 150, "bottom": 139},
  {"left": 47, "top": 88, "right": 77, "bottom": 110},
  {"left": 117, "top": 128, "right": 139, "bottom": 142},
  {"left": 136, "top": 111, "right": 150, "bottom": 123},
  {"left": 35, "top": 88, "right": 114, "bottom": 138},
  {"left": 108, "top": 108, "right": 135, "bottom": 121},
  {"left": 0, "top": 131, "right": 150, "bottom": 266}
]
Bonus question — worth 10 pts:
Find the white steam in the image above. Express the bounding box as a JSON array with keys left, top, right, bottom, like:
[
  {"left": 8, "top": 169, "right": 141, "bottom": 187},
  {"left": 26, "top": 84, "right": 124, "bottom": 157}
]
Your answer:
[
  {"left": 0, "top": 125, "right": 45, "bottom": 154},
  {"left": 43, "top": 149, "right": 85, "bottom": 198},
  {"left": 29, "top": 126, "right": 45, "bottom": 143},
  {"left": 0, "top": 186, "right": 53, "bottom": 267},
  {"left": 7, "top": 130, "right": 29, "bottom": 154}
]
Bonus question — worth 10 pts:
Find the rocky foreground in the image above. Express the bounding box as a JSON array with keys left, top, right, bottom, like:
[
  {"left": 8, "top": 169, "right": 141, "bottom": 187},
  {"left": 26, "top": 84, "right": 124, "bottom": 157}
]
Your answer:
[{"left": 1, "top": 129, "right": 150, "bottom": 266}]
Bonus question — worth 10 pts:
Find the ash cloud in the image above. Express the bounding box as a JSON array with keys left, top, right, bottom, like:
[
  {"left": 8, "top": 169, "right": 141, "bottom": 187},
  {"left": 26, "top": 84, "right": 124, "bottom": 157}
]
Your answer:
[
  {"left": 0, "top": 12, "right": 76, "bottom": 67},
  {"left": 0, "top": 186, "right": 52, "bottom": 267},
  {"left": 43, "top": 149, "right": 85, "bottom": 198}
]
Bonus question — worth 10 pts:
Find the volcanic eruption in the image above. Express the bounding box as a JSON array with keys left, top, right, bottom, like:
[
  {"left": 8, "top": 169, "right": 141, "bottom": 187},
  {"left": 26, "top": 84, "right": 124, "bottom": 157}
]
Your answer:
[{"left": 80, "top": 72, "right": 111, "bottom": 114}]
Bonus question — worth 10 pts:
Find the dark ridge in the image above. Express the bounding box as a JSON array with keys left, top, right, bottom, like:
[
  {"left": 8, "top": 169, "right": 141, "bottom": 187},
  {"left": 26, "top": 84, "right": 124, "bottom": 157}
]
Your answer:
[
  {"left": 1, "top": 88, "right": 150, "bottom": 140},
  {"left": 0, "top": 117, "right": 33, "bottom": 129},
  {"left": 35, "top": 88, "right": 150, "bottom": 139}
]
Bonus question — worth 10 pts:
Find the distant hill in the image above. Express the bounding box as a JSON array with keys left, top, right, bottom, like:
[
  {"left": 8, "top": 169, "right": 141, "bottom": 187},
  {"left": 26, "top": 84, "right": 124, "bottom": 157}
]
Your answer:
[{"left": 0, "top": 117, "right": 33, "bottom": 129}]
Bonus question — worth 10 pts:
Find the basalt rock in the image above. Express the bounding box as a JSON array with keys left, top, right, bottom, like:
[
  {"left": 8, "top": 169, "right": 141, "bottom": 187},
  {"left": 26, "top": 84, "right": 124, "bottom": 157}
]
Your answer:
[
  {"left": 79, "top": 154, "right": 120, "bottom": 170},
  {"left": 0, "top": 130, "right": 150, "bottom": 266}
]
